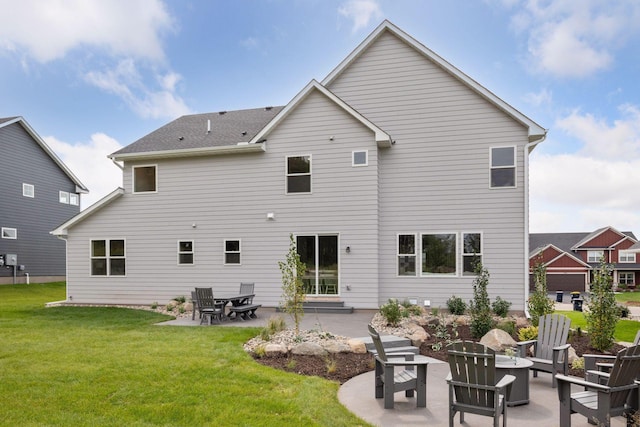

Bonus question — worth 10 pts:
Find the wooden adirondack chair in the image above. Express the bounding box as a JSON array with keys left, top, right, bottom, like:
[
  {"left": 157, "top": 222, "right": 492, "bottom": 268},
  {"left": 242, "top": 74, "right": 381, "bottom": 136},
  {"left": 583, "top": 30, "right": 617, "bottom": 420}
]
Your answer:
[
  {"left": 239, "top": 282, "right": 255, "bottom": 304},
  {"left": 194, "top": 287, "right": 224, "bottom": 325},
  {"left": 583, "top": 330, "right": 640, "bottom": 383},
  {"left": 367, "top": 324, "right": 430, "bottom": 409},
  {"left": 556, "top": 345, "right": 640, "bottom": 427},
  {"left": 446, "top": 341, "right": 515, "bottom": 427},
  {"left": 516, "top": 313, "right": 571, "bottom": 387}
]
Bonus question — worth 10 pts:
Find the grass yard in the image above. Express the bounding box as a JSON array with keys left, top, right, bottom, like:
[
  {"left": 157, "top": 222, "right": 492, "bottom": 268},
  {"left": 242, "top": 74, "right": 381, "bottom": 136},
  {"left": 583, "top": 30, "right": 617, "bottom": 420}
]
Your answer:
[
  {"left": 556, "top": 310, "right": 640, "bottom": 343},
  {"left": 615, "top": 291, "right": 640, "bottom": 304},
  {"left": 0, "top": 283, "right": 370, "bottom": 427}
]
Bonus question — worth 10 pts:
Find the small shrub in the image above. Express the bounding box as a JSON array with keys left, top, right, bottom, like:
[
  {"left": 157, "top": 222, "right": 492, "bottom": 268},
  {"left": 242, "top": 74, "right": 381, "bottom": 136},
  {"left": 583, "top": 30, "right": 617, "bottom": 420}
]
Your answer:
[
  {"left": 446, "top": 295, "right": 467, "bottom": 315},
  {"left": 379, "top": 299, "right": 404, "bottom": 326},
  {"left": 571, "top": 357, "right": 585, "bottom": 370},
  {"left": 492, "top": 297, "right": 512, "bottom": 317},
  {"left": 325, "top": 357, "right": 337, "bottom": 374},
  {"left": 260, "top": 315, "right": 287, "bottom": 341},
  {"left": 286, "top": 359, "right": 297, "bottom": 370},
  {"left": 173, "top": 295, "right": 186, "bottom": 304},
  {"left": 178, "top": 306, "right": 185, "bottom": 314},
  {"left": 253, "top": 345, "right": 267, "bottom": 358},
  {"left": 165, "top": 304, "right": 174, "bottom": 312},
  {"left": 496, "top": 320, "right": 516, "bottom": 336},
  {"left": 431, "top": 307, "right": 439, "bottom": 316},
  {"left": 469, "top": 261, "right": 495, "bottom": 338},
  {"left": 150, "top": 301, "right": 158, "bottom": 309},
  {"left": 518, "top": 325, "right": 538, "bottom": 341},
  {"left": 618, "top": 304, "right": 630, "bottom": 318}
]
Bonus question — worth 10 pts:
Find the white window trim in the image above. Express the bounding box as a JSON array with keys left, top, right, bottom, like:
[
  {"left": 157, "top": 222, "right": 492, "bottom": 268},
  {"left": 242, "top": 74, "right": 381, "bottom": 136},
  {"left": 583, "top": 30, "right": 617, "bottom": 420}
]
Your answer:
[
  {"left": 352, "top": 150, "right": 368, "bottom": 167},
  {"left": 462, "top": 231, "right": 483, "bottom": 276},
  {"left": 177, "top": 240, "right": 194, "bottom": 265},
  {"left": 587, "top": 250, "right": 604, "bottom": 263},
  {"left": 396, "top": 233, "right": 417, "bottom": 277},
  {"left": 619, "top": 250, "right": 636, "bottom": 263},
  {"left": 132, "top": 164, "right": 158, "bottom": 194},
  {"left": 489, "top": 146, "right": 517, "bottom": 189},
  {"left": 420, "top": 232, "right": 459, "bottom": 277},
  {"left": 224, "top": 239, "right": 241, "bottom": 265},
  {"left": 69, "top": 193, "right": 79, "bottom": 206},
  {"left": 23, "top": 183, "right": 34, "bottom": 198},
  {"left": 59, "top": 191, "right": 70, "bottom": 204},
  {"left": 2, "top": 227, "right": 17, "bottom": 239},
  {"left": 90, "top": 238, "right": 126, "bottom": 277},
  {"left": 619, "top": 272, "right": 635, "bottom": 285},
  {"left": 285, "top": 154, "right": 312, "bottom": 195}
]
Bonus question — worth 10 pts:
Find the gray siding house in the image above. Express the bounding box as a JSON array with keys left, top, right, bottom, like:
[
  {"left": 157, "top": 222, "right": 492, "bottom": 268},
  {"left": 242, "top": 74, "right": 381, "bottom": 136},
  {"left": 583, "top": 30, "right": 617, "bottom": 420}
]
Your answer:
[
  {"left": 0, "top": 116, "right": 88, "bottom": 284},
  {"left": 52, "top": 21, "right": 545, "bottom": 310}
]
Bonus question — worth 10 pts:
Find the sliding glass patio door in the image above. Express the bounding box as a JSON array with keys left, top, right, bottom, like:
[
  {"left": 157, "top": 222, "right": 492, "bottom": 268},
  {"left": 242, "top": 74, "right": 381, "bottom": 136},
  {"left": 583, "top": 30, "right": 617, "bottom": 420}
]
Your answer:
[{"left": 296, "top": 234, "right": 338, "bottom": 296}]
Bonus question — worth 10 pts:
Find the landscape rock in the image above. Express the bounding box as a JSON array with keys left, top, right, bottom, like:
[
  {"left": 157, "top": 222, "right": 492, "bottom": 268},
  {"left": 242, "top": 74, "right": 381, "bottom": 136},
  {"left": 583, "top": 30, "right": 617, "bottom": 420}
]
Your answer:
[
  {"left": 291, "top": 342, "right": 327, "bottom": 356},
  {"left": 323, "top": 341, "right": 352, "bottom": 354},
  {"left": 406, "top": 323, "right": 429, "bottom": 346},
  {"left": 347, "top": 338, "right": 368, "bottom": 354},
  {"left": 264, "top": 343, "right": 288, "bottom": 357},
  {"left": 568, "top": 345, "right": 578, "bottom": 365},
  {"left": 479, "top": 329, "right": 518, "bottom": 353}
]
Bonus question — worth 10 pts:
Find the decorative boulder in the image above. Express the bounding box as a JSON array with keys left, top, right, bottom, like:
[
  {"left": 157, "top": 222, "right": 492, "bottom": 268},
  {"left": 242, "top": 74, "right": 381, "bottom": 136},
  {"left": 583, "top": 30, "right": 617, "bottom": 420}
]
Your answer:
[
  {"left": 347, "top": 338, "right": 367, "bottom": 354},
  {"left": 406, "top": 323, "right": 429, "bottom": 347},
  {"left": 323, "top": 341, "right": 352, "bottom": 354},
  {"left": 291, "top": 342, "right": 327, "bottom": 356},
  {"left": 567, "top": 345, "right": 578, "bottom": 365},
  {"left": 479, "top": 329, "right": 518, "bottom": 353},
  {"left": 264, "top": 343, "right": 288, "bottom": 357}
]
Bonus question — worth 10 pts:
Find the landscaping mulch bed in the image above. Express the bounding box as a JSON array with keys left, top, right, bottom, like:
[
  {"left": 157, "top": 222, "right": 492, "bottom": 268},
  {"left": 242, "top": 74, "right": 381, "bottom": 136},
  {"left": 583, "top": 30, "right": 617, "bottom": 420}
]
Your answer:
[{"left": 254, "top": 323, "right": 626, "bottom": 384}]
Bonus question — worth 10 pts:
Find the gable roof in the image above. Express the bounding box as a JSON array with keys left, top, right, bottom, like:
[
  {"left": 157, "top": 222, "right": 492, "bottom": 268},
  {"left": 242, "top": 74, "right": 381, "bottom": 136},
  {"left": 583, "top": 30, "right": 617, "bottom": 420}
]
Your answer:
[
  {"left": 530, "top": 244, "right": 591, "bottom": 268},
  {"left": 530, "top": 228, "right": 638, "bottom": 254},
  {"left": 0, "top": 116, "right": 88, "bottom": 193},
  {"left": 251, "top": 80, "right": 392, "bottom": 148},
  {"left": 322, "top": 20, "right": 547, "bottom": 144},
  {"left": 110, "top": 106, "right": 284, "bottom": 161},
  {"left": 51, "top": 187, "right": 124, "bottom": 237},
  {"left": 571, "top": 226, "right": 637, "bottom": 250}
]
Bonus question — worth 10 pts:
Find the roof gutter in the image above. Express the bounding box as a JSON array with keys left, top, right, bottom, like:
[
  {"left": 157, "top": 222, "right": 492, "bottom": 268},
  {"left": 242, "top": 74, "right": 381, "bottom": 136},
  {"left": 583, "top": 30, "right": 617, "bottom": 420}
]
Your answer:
[
  {"left": 110, "top": 142, "right": 266, "bottom": 162},
  {"left": 524, "top": 131, "right": 547, "bottom": 319}
]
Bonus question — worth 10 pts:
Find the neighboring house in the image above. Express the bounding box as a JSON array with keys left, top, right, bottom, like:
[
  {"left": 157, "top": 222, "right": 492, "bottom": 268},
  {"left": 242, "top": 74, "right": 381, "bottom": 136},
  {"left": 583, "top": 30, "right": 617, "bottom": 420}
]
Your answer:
[
  {"left": 52, "top": 21, "right": 545, "bottom": 310},
  {"left": 529, "top": 226, "right": 640, "bottom": 292},
  {"left": 0, "top": 116, "right": 88, "bottom": 284}
]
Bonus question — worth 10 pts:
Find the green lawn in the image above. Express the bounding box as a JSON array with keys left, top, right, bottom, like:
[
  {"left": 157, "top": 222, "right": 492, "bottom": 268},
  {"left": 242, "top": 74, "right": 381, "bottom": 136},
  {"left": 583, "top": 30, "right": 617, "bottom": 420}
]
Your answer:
[
  {"left": 0, "top": 283, "right": 370, "bottom": 426},
  {"left": 615, "top": 291, "right": 640, "bottom": 304},
  {"left": 556, "top": 310, "right": 640, "bottom": 343}
]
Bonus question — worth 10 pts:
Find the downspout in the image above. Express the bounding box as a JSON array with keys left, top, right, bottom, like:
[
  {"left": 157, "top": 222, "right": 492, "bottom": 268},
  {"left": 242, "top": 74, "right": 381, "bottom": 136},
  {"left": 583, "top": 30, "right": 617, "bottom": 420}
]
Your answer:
[{"left": 524, "top": 133, "right": 547, "bottom": 319}]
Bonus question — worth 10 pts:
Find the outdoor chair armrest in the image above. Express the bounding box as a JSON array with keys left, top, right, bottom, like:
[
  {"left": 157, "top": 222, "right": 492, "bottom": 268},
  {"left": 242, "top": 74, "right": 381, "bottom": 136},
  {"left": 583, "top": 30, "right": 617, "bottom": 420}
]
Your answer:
[
  {"left": 585, "top": 370, "right": 610, "bottom": 381},
  {"left": 553, "top": 343, "right": 571, "bottom": 351},
  {"left": 555, "top": 374, "right": 612, "bottom": 392},
  {"left": 583, "top": 353, "right": 616, "bottom": 371},
  {"left": 495, "top": 374, "right": 516, "bottom": 390},
  {"left": 516, "top": 339, "right": 537, "bottom": 357},
  {"left": 383, "top": 355, "right": 430, "bottom": 366}
]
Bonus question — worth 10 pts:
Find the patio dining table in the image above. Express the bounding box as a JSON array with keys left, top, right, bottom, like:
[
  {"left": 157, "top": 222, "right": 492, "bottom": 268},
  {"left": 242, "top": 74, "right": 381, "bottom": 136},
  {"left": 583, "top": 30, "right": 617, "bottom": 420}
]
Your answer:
[{"left": 214, "top": 293, "right": 255, "bottom": 319}]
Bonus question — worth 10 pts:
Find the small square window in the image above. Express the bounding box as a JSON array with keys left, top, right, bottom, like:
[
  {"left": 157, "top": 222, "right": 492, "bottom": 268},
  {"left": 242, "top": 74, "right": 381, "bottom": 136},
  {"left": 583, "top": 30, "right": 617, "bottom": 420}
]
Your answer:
[
  {"left": 2, "top": 227, "right": 17, "bottom": 239},
  {"left": 224, "top": 239, "right": 241, "bottom": 264},
  {"left": 59, "top": 191, "right": 69, "bottom": 204},
  {"left": 23, "top": 183, "right": 34, "bottom": 198},
  {"left": 133, "top": 165, "right": 157, "bottom": 193},
  {"left": 352, "top": 150, "right": 368, "bottom": 167},
  {"left": 69, "top": 193, "right": 79, "bottom": 206},
  {"left": 178, "top": 241, "right": 194, "bottom": 265}
]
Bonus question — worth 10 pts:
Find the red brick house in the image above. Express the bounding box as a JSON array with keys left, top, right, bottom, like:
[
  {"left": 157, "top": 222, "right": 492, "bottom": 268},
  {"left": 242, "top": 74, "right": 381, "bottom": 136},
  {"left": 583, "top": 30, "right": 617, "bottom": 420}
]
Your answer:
[{"left": 529, "top": 226, "right": 639, "bottom": 292}]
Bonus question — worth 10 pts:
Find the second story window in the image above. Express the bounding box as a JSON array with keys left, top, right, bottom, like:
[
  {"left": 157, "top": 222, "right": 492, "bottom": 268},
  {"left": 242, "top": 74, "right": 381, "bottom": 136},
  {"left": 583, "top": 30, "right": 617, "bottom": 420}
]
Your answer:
[
  {"left": 588, "top": 250, "right": 604, "bottom": 263},
  {"left": 490, "top": 146, "right": 516, "bottom": 188},
  {"left": 133, "top": 165, "right": 157, "bottom": 193},
  {"left": 286, "top": 155, "right": 311, "bottom": 193},
  {"left": 619, "top": 250, "right": 636, "bottom": 263},
  {"left": 69, "top": 193, "right": 79, "bottom": 206},
  {"left": 352, "top": 150, "right": 368, "bottom": 167},
  {"left": 59, "top": 191, "right": 69, "bottom": 204},
  {"left": 2, "top": 227, "right": 17, "bottom": 239},
  {"left": 23, "top": 183, "right": 34, "bottom": 198}
]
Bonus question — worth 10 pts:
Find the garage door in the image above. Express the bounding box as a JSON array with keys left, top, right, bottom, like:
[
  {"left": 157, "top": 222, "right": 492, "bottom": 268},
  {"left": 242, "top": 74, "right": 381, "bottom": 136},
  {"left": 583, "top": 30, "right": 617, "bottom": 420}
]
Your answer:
[{"left": 545, "top": 274, "right": 586, "bottom": 292}]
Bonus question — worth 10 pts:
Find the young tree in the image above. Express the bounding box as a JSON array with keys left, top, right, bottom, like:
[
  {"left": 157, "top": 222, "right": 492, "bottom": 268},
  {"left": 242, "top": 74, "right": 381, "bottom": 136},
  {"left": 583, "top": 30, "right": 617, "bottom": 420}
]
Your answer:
[
  {"left": 586, "top": 258, "right": 619, "bottom": 352},
  {"left": 527, "top": 255, "right": 555, "bottom": 326},
  {"left": 469, "top": 261, "right": 494, "bottom": 338},
  {"left": 278, "top": 234, "right": 306, "bottom": 334}
]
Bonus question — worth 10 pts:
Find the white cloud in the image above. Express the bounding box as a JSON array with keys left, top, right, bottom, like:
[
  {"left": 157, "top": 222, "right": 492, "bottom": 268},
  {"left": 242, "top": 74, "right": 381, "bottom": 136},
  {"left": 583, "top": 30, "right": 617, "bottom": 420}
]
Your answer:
[
  {"left": 523, "top": 88, "right": 552, "bottom": 107},
  {"left": 84, "top": 59, "right": 191, "bottom": 120},
  {"left": 529, "top": 106, "right": 640, "bottom": 232},
  {"left": 508, "top": 1, "right": 640, "bottom": 78},
  {"left": 44, "top": 134, "right": 124, "bottom": 210},
  {"left": 0, "top": 0, "right": 173, "bottom": 63},
  {"left": 338, "top": 0, "right": 383, "bottom": 33}
]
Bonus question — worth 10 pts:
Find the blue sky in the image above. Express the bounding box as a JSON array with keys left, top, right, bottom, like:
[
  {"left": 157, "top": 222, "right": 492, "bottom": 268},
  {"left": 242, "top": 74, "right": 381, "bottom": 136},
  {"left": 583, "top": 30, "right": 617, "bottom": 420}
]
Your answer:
[{"left": 1, "top": 0, "right": 638, "bottom": 233}]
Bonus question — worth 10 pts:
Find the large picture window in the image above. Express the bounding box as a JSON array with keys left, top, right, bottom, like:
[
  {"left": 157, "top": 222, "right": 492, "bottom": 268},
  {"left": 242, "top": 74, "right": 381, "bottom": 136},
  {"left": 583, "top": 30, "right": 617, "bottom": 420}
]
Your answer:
[
  {"left": 490, "top": 146, "right": 516, "bottom": 188},
  {"left": 133, "top": 165, "right": 157, "bottom": 193},
  {"left": 397, "top": 234, "right": 417, "bottom": 276},
  {"left": 619, "top": 272, "right": 635, "bottom": 286},
  {"left": 286, "top": 155, "right": 311, "bottom": 193},
  {"left": 178, "top": 241, "right": 194, "bottom": 265},
  {"left": 462, "top": 233, "right": 482, "bottom": 275},
  {"left": 91, "top": 239, "right": 126, "bottom": 276},
  {"left": 421, "top": 233, "right": 456, "bottom": 275}
]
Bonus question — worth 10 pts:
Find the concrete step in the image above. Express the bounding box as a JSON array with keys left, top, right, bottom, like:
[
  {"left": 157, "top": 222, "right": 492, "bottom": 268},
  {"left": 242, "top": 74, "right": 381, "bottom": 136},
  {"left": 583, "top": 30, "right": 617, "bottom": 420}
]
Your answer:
[{"left": 275, "top": 301, "right": 355, "bottom": 314}]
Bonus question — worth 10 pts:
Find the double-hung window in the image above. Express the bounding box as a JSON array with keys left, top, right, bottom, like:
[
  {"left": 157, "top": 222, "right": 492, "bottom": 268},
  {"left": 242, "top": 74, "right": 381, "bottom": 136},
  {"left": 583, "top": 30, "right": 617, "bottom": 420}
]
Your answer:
[
  {"left": 421, "top": 233, "right": 457, "bottom": 275},
  {"left": 397, "top": 234, "right": 417, "bottom": 276},
  {"left": 619, "top": 251, "right": 636, "bottom": 263},
  {"left": 23, "top": 183, "right": 34, "bottom": 198},
  {"left": 133, "top": 165, "right": 157, "bottom": 193},
  {"left": 619, "top": 272, "right": 635, "bottom": 286},
  {"left": 178, "top": 241, "right": 194, "bottom": 265},
  {"left": 224, "top": 239, "right": 241, "bottom": 264},
  {"left": 587, "top": 250, "right": 604, "bottom": 263},
  {"left": 462, "top": 233, "right": 482, "bottom": 275},
  {"left": 490, "top": 146, "right": 516, "bottom": 188},
  {"left": 286, "top": 155, "right": 311, "bottom": 193},
  {"left": 91, "top": 239, "right": 126, "bottom": 276}
]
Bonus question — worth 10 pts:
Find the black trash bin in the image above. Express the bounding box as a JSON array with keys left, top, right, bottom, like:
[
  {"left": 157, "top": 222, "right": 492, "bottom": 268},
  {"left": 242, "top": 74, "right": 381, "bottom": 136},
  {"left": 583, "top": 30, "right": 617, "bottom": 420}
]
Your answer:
[
  {"left": 556, "top": 291, "right": 564, "bottom": 303},
  {"left": 573, "top": 298, "right": 583, "bottom": 312}
]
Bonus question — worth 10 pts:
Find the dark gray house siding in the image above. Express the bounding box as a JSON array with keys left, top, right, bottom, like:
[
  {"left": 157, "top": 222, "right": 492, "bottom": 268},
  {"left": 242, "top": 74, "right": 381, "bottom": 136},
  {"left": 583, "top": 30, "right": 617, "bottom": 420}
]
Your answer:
[{"left": 0, "top": 118, "right": 87, "bottom": 283}]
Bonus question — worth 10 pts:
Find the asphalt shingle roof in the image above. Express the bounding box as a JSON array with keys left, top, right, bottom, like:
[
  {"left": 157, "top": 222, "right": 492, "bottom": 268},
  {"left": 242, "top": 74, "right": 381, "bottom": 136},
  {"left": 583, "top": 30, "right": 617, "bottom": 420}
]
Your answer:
[{"left": 112, "top": 106, "right": 284, "bottom": 156}]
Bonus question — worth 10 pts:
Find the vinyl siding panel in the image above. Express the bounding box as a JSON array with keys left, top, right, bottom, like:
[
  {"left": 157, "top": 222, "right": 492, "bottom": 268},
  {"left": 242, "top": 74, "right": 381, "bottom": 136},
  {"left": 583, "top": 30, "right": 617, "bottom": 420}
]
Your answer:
[
  {"left": 327, "top": 31, "right": 529, "bottom": 310},
  {"left": 0, "top": 122, "right": 80, "bottom": 279},
  {"left": 66, "top": 89, "right": 381, "bottom": 307}
]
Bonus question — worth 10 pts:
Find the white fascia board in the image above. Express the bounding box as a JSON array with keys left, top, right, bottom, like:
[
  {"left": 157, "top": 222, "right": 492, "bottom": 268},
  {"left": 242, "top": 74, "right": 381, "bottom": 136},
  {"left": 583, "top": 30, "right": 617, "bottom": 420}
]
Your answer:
[
  {"left": 51, "top": 188, "right": 124, "bottom": 237},
  {"left": 322, "top": 20, "right": 546, "bottom": 142},
  {"left": 110, "top": 142, "right": 266, "bottom": 161},
  {"left": 4, "top": 117, "right": 90, "bottom": 192},
  {"left": 251, "top": 80, "right": 392, "bottom": 148}
]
